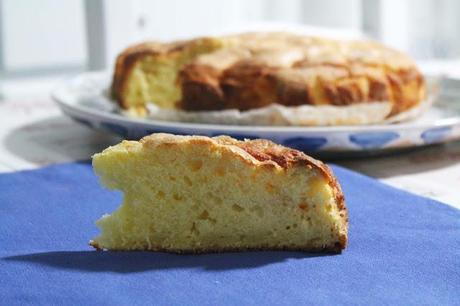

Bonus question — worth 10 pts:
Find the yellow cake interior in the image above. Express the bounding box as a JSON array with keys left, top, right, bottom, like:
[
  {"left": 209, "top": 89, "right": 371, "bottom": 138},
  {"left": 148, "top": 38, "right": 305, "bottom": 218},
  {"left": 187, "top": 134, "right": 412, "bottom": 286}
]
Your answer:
[
  {"left": 123, "top": 38, "right": 227, "bottom": 111},
  {"left": 91, "top": 134, "right": 345, "bottom": 252}
]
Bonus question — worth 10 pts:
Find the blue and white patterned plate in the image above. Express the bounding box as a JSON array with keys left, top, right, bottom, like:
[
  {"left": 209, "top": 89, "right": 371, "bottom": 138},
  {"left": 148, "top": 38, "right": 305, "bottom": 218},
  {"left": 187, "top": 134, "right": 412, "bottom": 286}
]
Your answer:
[{"left": 52, "top": 72, "right": 460, "bottom": 157}]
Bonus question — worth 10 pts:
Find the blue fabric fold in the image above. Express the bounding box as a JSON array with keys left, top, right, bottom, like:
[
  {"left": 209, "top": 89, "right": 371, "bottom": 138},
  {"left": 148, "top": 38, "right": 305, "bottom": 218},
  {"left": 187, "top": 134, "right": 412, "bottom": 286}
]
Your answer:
[{"left": 0, "top": 162, "right": 459, "bottom": 306}]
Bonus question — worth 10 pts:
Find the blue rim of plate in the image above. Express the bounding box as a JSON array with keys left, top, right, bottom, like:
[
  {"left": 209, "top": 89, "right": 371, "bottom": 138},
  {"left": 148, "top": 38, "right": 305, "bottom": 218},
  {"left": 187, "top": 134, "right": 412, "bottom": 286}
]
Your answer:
[{"left": 52, "top": 72, "right": 460, "bottom": 154}]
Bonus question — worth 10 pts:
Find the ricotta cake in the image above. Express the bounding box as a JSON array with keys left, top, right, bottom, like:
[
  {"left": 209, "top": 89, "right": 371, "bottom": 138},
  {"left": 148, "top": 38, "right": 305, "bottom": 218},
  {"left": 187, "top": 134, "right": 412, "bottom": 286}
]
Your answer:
[
  {"left": 111, "top": 32, "right": 425, "bottom": 120},
  {"left": 90, "top": 133, "right": 348, "bottom": 253}
]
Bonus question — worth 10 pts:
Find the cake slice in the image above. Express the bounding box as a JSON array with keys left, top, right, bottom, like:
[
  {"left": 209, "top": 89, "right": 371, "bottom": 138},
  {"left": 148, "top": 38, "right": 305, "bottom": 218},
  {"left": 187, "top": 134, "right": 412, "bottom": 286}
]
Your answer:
[{"left": 90, "top": 133, "right": 348, "bottom": 253}]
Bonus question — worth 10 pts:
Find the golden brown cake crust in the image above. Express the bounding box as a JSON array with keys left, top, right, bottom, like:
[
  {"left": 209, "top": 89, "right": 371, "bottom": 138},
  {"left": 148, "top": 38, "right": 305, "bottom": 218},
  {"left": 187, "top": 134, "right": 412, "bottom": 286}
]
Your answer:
[
  {"left": 111, "top": 40, "right": 192, "bottom": 109},
  {"left": 216, "top": 136, "right": 348, "bottom": 251},
  {"left": 90, "top": 240, "right": 345, "bottom": 254},
  {"left": 112, "top": 32, "right": 425, "bottom": 116},
  {"left": 95, "top": 133, "right": 348, "bottom": 253}
]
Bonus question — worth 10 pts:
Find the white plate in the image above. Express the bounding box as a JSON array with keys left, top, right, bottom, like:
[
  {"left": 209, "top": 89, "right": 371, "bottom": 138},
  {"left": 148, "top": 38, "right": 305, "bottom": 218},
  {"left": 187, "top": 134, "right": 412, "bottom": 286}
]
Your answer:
[{"left": 52, "top": 72, "right": 460, "bottom": 157}]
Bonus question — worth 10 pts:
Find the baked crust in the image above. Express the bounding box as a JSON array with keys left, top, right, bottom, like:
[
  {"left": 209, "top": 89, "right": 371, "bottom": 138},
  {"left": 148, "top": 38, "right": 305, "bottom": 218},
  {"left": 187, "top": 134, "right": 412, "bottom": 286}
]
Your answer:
[
  {"left": 91, "top": 133, "right": 348, "bottom": 252},
  {"left": 90, "top": 241, "right": 344, "bottom": 254},
  {"left": 112, "top": 32, "right": 425, "bottom": 117},
  {"left": 212, "top": 135, "right": 348, "bottom": 251}
]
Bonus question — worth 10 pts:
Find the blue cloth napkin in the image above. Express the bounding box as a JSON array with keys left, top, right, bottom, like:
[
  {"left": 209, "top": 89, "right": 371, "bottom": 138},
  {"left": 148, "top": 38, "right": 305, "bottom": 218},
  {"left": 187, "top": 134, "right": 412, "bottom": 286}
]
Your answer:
[{"left": 0, "top": 162, "right": 459, "bottom": 306}]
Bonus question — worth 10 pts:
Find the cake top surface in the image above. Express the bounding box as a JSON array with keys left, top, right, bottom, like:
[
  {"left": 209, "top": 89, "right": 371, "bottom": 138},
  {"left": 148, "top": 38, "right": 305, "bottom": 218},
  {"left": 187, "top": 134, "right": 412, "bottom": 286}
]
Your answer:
[
  {"left": 120, "top": 32, "right": 417, "bottom": 71},
  {"left": 140, "top": 133, "right": 320, "bottom": 169}
]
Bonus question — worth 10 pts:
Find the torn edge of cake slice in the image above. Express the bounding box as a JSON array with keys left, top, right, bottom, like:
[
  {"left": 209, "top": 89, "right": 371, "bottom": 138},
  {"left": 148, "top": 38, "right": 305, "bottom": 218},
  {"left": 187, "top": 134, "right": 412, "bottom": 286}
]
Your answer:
[{"left": 90, "top": 133, "right": 348, "bottom": 253}]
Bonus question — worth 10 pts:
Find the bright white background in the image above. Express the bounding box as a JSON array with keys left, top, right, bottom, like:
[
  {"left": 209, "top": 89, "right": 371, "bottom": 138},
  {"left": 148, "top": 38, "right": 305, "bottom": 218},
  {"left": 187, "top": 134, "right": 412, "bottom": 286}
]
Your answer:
[{"left": 1, "top": 0, "right": 460, "bottom": 91}]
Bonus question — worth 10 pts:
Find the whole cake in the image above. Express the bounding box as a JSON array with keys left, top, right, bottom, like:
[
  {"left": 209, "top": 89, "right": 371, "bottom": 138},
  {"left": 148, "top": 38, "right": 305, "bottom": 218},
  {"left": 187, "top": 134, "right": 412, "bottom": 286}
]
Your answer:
[
  {"left": 112, "top": 32, "right": 425, "bottom": 120},
  {"left": 90, "top": 133, "right": 347, "bottom": 253}
]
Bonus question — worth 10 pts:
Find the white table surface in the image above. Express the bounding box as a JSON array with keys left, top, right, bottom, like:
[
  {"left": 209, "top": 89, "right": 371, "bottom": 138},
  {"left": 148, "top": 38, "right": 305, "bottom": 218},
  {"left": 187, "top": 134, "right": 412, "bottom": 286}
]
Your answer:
[{"left": 1, "top": 94, "right": 459, "bottom": 210}]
